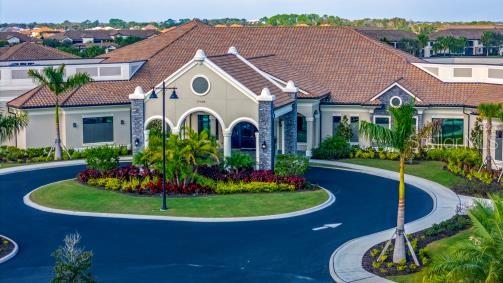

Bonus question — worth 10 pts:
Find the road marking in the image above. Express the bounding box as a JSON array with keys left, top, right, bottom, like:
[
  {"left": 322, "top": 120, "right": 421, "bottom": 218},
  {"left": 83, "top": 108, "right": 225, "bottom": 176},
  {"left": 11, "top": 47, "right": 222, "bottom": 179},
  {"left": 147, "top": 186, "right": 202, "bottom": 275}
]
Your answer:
[{"left": 312, "top": 223, "right": 342, "bottom": 231}]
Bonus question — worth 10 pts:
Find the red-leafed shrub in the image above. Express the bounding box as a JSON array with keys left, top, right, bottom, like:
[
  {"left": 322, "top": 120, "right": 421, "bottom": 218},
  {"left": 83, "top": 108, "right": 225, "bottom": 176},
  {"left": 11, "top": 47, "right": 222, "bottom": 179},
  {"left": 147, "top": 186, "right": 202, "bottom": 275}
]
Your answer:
[{"left": 77, "top": 169, "right": 101, "bottom": 183}]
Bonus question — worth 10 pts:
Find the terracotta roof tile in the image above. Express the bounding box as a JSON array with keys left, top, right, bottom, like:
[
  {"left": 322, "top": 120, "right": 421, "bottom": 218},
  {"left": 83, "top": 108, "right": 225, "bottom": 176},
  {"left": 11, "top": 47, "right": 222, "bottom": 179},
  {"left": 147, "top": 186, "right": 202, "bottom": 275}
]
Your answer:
[
  {"left": 8, "top": 21, "right": 503, "bottom": 109},
  {"left": 0, "top": 42, "right": 79, "bottom": 61}
]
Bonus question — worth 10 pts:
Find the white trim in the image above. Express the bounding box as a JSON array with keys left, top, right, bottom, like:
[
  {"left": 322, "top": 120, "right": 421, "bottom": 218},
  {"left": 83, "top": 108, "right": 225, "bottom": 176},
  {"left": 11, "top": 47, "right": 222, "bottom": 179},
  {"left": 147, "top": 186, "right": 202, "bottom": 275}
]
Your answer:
[
  {"left": 23, "top": 180, "right": 335, "bottom": 223},
  {"left": 369, "top": 82, "right": 422, "bottom": 102},
  {"left": 176, "top": 107, "right": 227, "bottom": 130},
  {"left": 226, "top": 117, "right": 259, "bottom": 132},
  {"left": 373, "top": 115, "right": 391, "bottom": 129},
  {"left": 274, "top": 104, "right": 293, "bottom": 117},
  {"left": 190, "top": 75, "right": 211, "bottom": 96},
  {"left": 389, "top": 95, "right": 402, "bottom": 108},
  {"left": 146, "top": 57, "right": 259, "bottom": 104},
  {"left": 0, "top": 235, "right": 18, "bottom": 264},
  {"left": 144, "top": 115, "right": 175, "bottom": 130}
]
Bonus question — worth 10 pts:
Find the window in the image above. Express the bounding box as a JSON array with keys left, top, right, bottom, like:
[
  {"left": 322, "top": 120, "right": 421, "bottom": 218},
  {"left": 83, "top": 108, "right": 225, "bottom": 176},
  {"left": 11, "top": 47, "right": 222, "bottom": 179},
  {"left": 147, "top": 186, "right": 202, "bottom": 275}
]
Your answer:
[
  {"left": 432, "top": 118, "right": 464, "bottom": 145},
  {"left": 350, "top": 116, "right": 359, "bottom": 143},
  {"left": 412, "top": 117, "right": 418, "bottom": 132},
  {"left": 332, "top": 116, "right": 341, "bottom": 136},
  {"left": 297, "top": 114, "right": 307, "bottom": 143},
  {"left": 83, "top": 117, "right": 113, "bottom": 144},
  {"left": 198, "top": 115, "right": 210, "bottom": 134},
  {"left": 191, "top": 76, "right": 210, "bottom": 95},
  {"left": 390, "top": 96, "right": 402, "bottom": 108},
  {"left": 374, "top": 116, "right": 390, "bottom": 129},
  {"left": 496, "top": 131, "right": 503, "bottom": 161}
]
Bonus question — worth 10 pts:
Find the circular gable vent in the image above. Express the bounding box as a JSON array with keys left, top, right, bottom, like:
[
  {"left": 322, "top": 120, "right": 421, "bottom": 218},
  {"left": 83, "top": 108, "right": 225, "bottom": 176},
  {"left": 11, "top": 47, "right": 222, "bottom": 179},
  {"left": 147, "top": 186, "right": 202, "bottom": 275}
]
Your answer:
[
  {"left": 390, "top": 96, "right": 403, "bottom": 108},
  {"left": 191, "top": 75, "right": 210, "bottom": 96}
]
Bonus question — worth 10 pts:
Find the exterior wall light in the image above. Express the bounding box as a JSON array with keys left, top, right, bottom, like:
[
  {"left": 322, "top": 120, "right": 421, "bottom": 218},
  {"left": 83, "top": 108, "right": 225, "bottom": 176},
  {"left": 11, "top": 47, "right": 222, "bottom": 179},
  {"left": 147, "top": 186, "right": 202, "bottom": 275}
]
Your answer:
[
  {"left": 120, "top": 120, "right": 125, "bottom": 125},
  {"left": 73, "top": 122, "right": 77, "bottom": 128},
  {"left": 134, "top": 138, "right": 140, "bottom": 147},
  {"left": 261, "top": 141, "right": 267, "bottom": 150}
]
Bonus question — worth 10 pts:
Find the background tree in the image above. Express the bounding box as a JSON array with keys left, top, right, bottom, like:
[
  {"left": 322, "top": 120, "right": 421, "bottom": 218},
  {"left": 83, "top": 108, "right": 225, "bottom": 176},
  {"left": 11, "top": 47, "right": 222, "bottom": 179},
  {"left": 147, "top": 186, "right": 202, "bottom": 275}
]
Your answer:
[
  {"left": 28, "top": 65, "right": 92, "bottom": 160},
  {"left": 359, "top": 103, "right": 437, "bottom": 263},
  {"left": 52, "top": 232, "right": 94, "bottom": 283},
  {"left": 470, "top": 116, "right": 483, "bottom": 153},
  {"left": 477, "top": 103, "right": 502, "bottom": 170},
  {"left": 0, "top": 113, "right": 28, "bottom": 143},
  {"left": 335, "top": 115, "right": 353, "bottom": 141}
]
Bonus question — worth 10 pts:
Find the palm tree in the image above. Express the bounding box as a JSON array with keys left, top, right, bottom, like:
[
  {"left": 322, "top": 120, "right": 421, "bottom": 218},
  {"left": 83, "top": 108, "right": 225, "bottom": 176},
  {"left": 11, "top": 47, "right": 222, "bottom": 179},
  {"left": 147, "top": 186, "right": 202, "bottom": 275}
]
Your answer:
[
  {"left": 0, "top": 112, "right": 28, "bottom": 143},
  {"left": 28, "top": 65, "right": 92, "bottom": 160},
  {"left": 477, "top": 103, "right": 502, "bottom": 171},
  {"left": 359, "top": 103, "right": 437, "bottom": 263},
  {"left": 425, "top": 195, "right": 503, "bottom": 282}
]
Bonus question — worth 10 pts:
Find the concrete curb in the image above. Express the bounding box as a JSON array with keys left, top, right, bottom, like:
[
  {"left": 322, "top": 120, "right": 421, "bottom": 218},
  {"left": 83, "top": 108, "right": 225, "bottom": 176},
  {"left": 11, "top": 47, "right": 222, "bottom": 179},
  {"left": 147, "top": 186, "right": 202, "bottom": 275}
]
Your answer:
[
  {"left": 0, "top": 156, "right": 133, "bottom": 176},
  {"left": 0, "top": 235, "right": 19, "bottom": 264},
  {"left": 24, "top": 179, "right": 335, "bottom": 223},
  {"left": 310, "top": 160, "right": 462, "bottom": 283}
]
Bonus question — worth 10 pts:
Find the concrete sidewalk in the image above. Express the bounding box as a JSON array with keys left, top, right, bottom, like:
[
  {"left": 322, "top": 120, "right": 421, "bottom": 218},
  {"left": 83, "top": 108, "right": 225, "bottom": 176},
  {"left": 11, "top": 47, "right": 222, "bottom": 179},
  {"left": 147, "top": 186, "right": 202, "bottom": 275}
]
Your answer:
[{"left": 310, "top": 160, "right": 462, "bottom": 283}]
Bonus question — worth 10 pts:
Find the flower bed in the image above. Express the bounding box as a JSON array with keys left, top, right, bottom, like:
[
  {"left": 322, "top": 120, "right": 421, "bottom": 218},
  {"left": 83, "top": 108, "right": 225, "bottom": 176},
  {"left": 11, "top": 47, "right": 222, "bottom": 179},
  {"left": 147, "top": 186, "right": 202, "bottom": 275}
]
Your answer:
[
  {"left": 77, "top": 165, "right": 310, "bottom": 196},
  {"left": 0, "top": 145, "right": 129, "bottom": 164},
  {"left": 0, "top": 236, "right": 15, "bottom": 260},
  {"left": 362, "top": 215, "right": 471, "bottom": 277}
]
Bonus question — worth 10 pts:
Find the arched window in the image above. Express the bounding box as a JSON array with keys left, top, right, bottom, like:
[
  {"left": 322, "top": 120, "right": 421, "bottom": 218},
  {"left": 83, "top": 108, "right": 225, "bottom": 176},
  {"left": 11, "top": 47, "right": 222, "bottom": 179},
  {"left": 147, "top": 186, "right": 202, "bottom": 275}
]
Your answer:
[{"left": 297, "top": 114, "right": 307, "bottom": 143}]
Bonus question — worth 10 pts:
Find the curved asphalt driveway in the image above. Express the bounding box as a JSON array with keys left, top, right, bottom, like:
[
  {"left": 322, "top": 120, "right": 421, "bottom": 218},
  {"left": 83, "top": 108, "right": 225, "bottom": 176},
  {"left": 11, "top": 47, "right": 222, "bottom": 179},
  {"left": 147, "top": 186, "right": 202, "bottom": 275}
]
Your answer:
[{"left": 0, "top": 166, "right": 433, "bottom": 282}]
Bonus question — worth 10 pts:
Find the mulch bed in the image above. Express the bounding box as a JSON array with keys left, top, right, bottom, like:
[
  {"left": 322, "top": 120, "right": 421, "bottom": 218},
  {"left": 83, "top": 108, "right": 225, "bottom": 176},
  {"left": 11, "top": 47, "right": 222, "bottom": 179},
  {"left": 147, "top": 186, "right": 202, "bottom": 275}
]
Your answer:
[
  {"left": 362, "top": 215, "right": 470, "bottom": 277},
  {"left": 0, "top": 236, "right": 15, "bottom": 259}
]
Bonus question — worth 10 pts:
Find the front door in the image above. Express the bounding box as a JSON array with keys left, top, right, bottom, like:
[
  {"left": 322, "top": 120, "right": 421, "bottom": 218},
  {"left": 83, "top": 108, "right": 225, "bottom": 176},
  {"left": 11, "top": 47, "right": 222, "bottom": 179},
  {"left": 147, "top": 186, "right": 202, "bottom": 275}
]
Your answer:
[{"left": 231, "top": 122, "right": 256, "bottom": 149}]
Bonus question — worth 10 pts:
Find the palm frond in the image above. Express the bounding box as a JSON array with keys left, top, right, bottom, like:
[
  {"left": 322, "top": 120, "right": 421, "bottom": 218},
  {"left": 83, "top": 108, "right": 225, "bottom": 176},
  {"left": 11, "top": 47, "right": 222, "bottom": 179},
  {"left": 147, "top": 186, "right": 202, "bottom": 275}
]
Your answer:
[
  {"left": 0, "top": 112, "right": 28, "bottom": 143},
  {"left": 64, "top": 72, "right": 93, "bottom": 93},
  {"left": 359, "top": 121, "right": 394, "bottom": 146}
]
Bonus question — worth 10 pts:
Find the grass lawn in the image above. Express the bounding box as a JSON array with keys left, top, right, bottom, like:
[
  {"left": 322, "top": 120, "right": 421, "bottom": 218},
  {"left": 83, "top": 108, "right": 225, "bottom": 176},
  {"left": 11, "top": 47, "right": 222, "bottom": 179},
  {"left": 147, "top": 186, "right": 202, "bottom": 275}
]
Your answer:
[
  {"left": 30, "top": 180, "right": 329, "bottom": 218},
  {"left": 336, "top": 159, "right": 464, "bottom": 189},
  {"left": 0, "top": 163, "right": 31, "bottom": 169},
  {"left": 387, "top": 229, "right": 471, "bottom": 283}
]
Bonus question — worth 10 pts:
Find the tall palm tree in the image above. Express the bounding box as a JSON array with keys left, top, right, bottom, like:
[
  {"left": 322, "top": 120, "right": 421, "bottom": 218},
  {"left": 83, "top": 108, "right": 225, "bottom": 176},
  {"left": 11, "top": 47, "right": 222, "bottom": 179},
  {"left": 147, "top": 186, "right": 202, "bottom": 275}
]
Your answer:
[
  {"left": 477, "top": 103, "right": 502, "bottom": 171},
  {"left": 0, "top": 112, "right": 28, "bottom": 143},
  {"left": 359, "top": 103, "right": 437, "bottom": 263},
  {"left": 28, "top": 65, "right": 92, "bottom": 160},
  {"left": 425, "top": 195, "right": 503, "bottom": 282}
]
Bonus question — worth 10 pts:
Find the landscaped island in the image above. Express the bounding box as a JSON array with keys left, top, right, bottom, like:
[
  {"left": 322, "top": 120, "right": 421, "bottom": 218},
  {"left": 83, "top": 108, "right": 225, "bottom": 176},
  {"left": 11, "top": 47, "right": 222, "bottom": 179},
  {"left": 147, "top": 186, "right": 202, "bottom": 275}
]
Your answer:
[{"left": 30, "top": 180, "right": 328, "bottom": 217}]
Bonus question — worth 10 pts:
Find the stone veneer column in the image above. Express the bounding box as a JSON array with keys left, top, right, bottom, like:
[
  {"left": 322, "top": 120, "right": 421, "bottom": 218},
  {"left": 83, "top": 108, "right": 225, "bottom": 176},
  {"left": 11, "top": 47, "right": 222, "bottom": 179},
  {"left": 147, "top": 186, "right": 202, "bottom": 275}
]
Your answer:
[
  {"left": 129, "top": 86, "right": 146, "bottom": 154},
  {"left": 282, "top": 101, "right": 298, "bottom": 154},
  {"left": 305, "top": 117, "right": 314, "bottom": 157},
  {"left": 257, "top": 88, "right": 275, "bottom": 170}
]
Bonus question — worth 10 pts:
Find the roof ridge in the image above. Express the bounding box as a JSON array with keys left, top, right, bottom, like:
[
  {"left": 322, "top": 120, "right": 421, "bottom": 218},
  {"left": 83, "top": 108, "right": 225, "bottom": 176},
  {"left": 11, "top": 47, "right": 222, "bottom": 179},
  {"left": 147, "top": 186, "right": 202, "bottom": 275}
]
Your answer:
[
  {"left": 59, "top": 85, "right": 83, "bottom": 106},
  {"left": 145, "top": 23, "right": 200, "bottom": 61}
]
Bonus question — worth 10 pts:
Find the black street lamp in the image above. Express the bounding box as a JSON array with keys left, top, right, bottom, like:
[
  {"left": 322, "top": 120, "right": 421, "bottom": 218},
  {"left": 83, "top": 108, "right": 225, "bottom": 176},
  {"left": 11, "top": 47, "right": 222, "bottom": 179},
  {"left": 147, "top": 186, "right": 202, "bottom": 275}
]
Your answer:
[{"left": 150, "top": 81, "right": 178, "bottom": 211}]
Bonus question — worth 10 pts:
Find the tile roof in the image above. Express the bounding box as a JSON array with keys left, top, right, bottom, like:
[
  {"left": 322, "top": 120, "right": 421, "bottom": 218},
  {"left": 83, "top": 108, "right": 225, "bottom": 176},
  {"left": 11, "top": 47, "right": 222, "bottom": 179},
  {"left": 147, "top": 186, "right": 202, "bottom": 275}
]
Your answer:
[
  {"left": 8, "top": 21, "right": 503, "bottom": 109},
  {"left": 0, "top": 32, "right": 38, "bottom": 43},
  {"left": 208, "top": 54, "right": 294, "bottom": 107},
  {"left": 430, "top": 28, "right": 503, "bottom": 40},
  {"left": 0, "top": 42, "right": 79, "bottom": 61},
  {"left": 356, "top": 28, "right": 417, "bottom": 42}
]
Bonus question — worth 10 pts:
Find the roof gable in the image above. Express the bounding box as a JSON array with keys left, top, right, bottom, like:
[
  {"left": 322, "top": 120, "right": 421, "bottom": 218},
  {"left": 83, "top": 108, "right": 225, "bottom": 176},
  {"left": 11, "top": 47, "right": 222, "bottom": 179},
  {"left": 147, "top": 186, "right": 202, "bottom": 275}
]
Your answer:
[{"left": 370, "top": 82, "right": 422, "bottom": 103}]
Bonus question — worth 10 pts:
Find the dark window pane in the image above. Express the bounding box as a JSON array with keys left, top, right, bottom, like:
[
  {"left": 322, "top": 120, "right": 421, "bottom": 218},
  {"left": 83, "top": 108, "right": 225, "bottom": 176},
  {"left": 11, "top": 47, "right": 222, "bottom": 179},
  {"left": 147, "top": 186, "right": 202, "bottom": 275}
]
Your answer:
[
  {"left": 432, "top": 118, "right": 464, "bottom": 145},
  {"left": 496, "top": 130, "right": 503, "bottom": 161},
  {"left": 332, "top": 116, "right": 341, "bottom": 136},
  {"left": 192, "top": 77, "right": 209, "bottom": 94},
  {"left": 297, "top": 115, "right": 307, "bottom": 143},
  {"left": 375, "top": 117, "right": 390, "bottom": 128},
  {"left": 198, "top": 115, "right": 210, "bottom": 134},
  {"left": 83, "top": 116, "right": 113, "bottom": 143},
  {"left": 350, "top": 116, "right": 359, "bottom": 143}
]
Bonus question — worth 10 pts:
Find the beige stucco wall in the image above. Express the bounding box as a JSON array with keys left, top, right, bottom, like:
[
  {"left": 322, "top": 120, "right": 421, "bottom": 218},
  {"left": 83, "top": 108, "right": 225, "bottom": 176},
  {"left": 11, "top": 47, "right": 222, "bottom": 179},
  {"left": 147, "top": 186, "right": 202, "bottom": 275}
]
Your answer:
[
  {"left": 320, "top": 105, "right": 373, "bottom": 146},
  {"left": 62, "top": 106, "right": 131, "bottom": 148},
  {"left": 11, "top": 105, "right": 130, "bottom": 149},
  {"left": 144, "top": 63, "right": 259, "bottom": 133}
]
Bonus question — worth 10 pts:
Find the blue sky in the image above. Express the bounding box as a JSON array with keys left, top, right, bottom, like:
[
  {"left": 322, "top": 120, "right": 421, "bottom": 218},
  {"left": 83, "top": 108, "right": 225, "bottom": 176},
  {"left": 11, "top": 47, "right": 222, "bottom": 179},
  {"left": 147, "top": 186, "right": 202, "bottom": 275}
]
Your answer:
[{"left": 1, "top": 0, "right": 502, "bottom": 23}]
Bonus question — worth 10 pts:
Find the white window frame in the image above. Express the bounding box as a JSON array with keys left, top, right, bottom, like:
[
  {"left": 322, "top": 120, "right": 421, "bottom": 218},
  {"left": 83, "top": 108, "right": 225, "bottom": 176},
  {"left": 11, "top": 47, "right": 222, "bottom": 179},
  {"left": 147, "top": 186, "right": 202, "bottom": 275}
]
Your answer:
[
  {"left": 190, "top": 75, "right": 211, "bottom": 96},
  {"left": 373, "top": 115, "right": 391, "bottom": 129},
  {"left": 430, "top": 116, "right": 466, "bottom": 147}
]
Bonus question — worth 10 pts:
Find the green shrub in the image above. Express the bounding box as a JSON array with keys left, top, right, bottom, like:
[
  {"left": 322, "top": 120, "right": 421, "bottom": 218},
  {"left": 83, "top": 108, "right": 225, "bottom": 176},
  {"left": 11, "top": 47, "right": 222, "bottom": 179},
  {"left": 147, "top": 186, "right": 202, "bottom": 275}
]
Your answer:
[
  {"left": 104, "top": 178, "right": 121, "bottom": 191},
  {"left": 274, "top": 154, "right": 309, "bottom": 176},
  {"left": 224, "top": 152, "right": 254, "bottom": 173},
  {"left": 312, "top": 136, "right": 351, "bottom": 160},
  {"left": 85, "top": 145, "right": 119, "bottom": 171},
  {"left": 214, "top": 181, "right": 295, "bottom": 194}
]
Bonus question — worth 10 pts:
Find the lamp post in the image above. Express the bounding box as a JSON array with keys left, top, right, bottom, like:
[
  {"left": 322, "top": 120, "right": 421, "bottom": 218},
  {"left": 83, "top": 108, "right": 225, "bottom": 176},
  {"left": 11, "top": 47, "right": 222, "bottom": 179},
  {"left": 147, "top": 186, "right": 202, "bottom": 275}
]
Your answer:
[{"left": 150, "top": 81, "right": 178, "bottom": 211}]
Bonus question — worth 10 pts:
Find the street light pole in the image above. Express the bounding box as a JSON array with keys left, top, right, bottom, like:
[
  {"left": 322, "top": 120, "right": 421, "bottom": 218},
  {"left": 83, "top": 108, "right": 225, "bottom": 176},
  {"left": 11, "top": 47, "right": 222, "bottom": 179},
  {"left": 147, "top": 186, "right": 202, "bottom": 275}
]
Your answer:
[
  {"left": 150, "top": 82, "right": 178, "bottom": 211},
  {"left": 161, "top": 81, "right": 167, "bottom": 211}
]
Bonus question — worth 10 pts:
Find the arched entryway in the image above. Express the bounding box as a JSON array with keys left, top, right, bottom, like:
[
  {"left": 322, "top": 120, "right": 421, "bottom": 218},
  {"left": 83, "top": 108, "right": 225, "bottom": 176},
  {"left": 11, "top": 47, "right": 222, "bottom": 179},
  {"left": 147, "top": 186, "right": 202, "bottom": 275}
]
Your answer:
[
  {"left": 177, "top": 111, "right": 225, "bottom": 144},
  {"left": 231, "top": 122, "right": 258, "bottom": 150}
]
